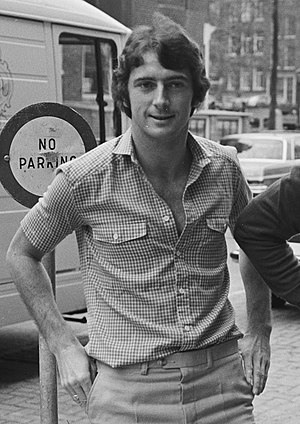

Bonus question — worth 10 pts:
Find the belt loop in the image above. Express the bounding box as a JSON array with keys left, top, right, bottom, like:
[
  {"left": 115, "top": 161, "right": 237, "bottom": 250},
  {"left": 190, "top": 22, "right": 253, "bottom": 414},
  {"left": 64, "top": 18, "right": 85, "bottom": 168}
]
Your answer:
[{"left": 140, "top": 362, "right": 149, "bottom": 375}]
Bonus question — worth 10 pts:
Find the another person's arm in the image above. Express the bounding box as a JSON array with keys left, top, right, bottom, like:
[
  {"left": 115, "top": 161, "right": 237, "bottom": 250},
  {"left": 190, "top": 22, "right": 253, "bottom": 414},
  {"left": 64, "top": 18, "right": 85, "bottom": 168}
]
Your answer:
[
  {"left": 234, "top": 166, "right": 300, "bottom": 306},
  {"left": 238, "top": 250, "right": 271, "bottom": 395},
  {"left": 229, "top": 154, "right": 271, "bottom": 395}
]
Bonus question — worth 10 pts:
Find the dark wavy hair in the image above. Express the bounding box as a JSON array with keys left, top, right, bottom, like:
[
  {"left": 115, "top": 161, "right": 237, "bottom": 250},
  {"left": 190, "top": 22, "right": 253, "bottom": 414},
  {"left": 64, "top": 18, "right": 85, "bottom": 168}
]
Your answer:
[{"left": 112, "top": 13, "right": 210, "bottom": 118}]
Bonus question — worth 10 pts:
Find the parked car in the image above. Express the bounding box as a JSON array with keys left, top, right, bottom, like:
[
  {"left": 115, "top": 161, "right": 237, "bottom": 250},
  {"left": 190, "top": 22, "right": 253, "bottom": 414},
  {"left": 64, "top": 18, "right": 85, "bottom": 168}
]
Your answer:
[
  {"left": 220, "top": 131, "right": 300, "bottom": 196},
  {"left": 220, "top": 131, "right": 300, "bottom": 307}
]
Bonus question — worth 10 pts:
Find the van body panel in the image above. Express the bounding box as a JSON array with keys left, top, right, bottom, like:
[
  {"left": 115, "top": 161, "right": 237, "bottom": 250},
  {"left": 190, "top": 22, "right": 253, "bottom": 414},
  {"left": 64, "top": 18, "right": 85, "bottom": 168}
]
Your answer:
[
  {"left": 0, "top": 16, "right": 55, "bottom": 129},
  {"left": 0, "top": 0, "right": 130, "bottom": 326},
  {"left": 0, "top": 0, "right": 129, "bottom": 34}
]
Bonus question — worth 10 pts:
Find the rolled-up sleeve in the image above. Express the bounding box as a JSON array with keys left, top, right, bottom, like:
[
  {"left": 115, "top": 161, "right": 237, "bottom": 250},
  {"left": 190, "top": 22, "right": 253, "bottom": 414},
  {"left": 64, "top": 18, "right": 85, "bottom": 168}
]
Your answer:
[
  {"left": 21, "top": 171, "right": 83, "bottom": 253},
  {"left": 234, "top": 166, "right": 300, "bottom": 306}
]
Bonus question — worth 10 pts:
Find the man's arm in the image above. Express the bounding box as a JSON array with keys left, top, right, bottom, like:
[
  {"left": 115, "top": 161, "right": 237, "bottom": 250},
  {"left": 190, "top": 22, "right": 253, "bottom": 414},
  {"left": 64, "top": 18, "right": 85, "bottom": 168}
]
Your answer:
[
  {"left": 6, "top": 227, "right": 96, "bottom": 406},
  {"left": 234, "top": 166, "right": 300, "bottom": 306},
  {"left": 238, "top": 249, "right": 271, "bottom": 396}
]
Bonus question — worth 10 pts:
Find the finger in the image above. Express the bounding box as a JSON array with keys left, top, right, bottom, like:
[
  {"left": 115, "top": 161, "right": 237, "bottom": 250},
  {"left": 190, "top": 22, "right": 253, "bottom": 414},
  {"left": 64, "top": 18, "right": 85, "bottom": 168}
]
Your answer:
[
  {"left": 252, "top": 358, "right": 270, "bottom": 395},
  {"left": 79, "top": 371, "right": 93, "bottom": 399},
  {"left": 73, "top": 384, "right": 88, "bottom": 407},
  {"left": 59, "top": 369, "right": 91, "bottom": 405},
  {"left": 241, "top": 353, "right": 254, "bottom": 387},
  {"left": 252, "top": 370, "right": 265, "bottom": 395},
  {"left": 64, "top": 384, "right": 88, "bottom": 409}
]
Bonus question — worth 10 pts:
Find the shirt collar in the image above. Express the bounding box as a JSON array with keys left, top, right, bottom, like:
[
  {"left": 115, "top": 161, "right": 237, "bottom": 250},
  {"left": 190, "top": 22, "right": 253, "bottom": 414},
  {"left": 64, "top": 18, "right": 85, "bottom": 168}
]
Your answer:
[
  {"left": 112, "top": 127, "right": 212, "bottom": 167},
  {"left": 113, "top": 127, "right": 135, "bottom": 158},
  {"left": 187, "top": 132, "right": 212, "bottom": 163}
]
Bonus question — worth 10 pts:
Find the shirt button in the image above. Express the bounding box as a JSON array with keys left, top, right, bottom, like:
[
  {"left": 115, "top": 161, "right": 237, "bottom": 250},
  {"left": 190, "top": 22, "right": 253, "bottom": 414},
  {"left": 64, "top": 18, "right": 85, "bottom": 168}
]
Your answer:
[
  {"left": 179, "top": 288, "right": 185, "bottom": 295},
  {"left": 113, "top": 233, "right": 119, "bottom": 241},
  {"left": 184, "top": 325, "right": 191, "bottom": 332},
  {"left": 162, "top": 215, "right": 170, "bottom": 222}
]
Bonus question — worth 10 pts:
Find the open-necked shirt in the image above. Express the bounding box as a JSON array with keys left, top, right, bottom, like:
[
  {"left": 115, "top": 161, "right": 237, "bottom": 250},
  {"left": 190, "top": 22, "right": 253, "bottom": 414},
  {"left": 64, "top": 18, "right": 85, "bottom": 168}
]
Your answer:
[{"left": 21, "top": 128, "right": 251, "bottom": 367}]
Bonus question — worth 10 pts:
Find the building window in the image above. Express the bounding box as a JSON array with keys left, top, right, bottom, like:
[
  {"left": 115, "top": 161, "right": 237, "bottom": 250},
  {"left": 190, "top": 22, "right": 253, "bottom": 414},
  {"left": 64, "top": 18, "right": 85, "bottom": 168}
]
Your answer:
[
  {"left": 240, "top": 69, "right": 251, "bottom": 91},
  {"left": 253, "top": 68, "right": 265, "bottom": 91},
  {"left": 253, "top": 0, "right": 264, "bottom": 20},
  {"left": 287, "top": 77, "right": 294, "bottom": 103},
  {"left": 228, "top": 35, "right": 240, "bottom": 55},
  {"left": 241, "top": 0, "right": 251, "bottom": 22},
  {"left": 277, "top": 75, "right": 296, "bottom": 104},
  {"left": 284, "top": 15, "right": 296, "bottom": 36},
  {"left": 241, "top": 34, "right": 252, "bottom": 55},
  {"left": 226, "top": 73, "right": 235, "bottom": 91},
  {"left": 228, "top": 2, "right": 239, "bottom": 23},
  {"left": 254, "top": 32, "right": 264, "bottom": 54},
  {"left": 285, "top": 42, "right": 295, "bottom": 68}
]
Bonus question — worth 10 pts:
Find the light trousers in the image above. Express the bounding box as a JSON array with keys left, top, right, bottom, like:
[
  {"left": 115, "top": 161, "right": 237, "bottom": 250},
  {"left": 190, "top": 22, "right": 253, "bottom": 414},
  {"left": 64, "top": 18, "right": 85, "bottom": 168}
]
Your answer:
[{"left": 86, "top": 340, "right": 255, "bottom": 424}]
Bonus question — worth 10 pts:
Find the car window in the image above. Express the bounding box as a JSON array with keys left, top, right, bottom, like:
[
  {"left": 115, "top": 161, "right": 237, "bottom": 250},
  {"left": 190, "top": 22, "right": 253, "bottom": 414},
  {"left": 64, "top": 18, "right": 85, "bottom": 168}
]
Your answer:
[{"left": 220, "top": 137, "right": 284, "bottom": 159}]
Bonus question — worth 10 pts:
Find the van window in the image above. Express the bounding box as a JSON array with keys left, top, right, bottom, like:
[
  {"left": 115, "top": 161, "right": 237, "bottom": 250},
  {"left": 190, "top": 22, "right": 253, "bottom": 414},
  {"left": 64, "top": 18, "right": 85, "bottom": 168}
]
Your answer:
[
  {"left": 217, "top": 119, "right": 239, "bottom": 137},
  {"left": 59, "top": 34, "right": 120, "bottom": 144},
  {"left": 294, "top": 137, "right": 300, "bottom": 159}
]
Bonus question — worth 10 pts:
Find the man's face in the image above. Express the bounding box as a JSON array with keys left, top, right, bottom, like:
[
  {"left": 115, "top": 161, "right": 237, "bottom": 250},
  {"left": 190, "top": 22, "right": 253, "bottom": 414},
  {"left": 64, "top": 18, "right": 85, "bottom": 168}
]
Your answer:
[{"left": 127, "top": 51, "right": 194, "bottom": 143}]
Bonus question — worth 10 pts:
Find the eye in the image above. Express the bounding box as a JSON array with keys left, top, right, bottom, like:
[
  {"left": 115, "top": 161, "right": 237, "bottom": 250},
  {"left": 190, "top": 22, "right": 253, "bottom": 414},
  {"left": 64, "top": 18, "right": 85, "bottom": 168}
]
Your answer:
[
  {"left": 136, "top": 81, "right": 155, "bottom": 91},
  {"left": 167, "top": 80, "right": 186, "bottom": 90}
]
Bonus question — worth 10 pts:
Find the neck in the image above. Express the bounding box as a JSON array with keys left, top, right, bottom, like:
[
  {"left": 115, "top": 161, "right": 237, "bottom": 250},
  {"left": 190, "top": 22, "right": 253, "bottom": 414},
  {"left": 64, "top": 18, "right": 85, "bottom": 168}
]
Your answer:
[{"left": 131, "top": 127, "right": 191, "bottom": 179}]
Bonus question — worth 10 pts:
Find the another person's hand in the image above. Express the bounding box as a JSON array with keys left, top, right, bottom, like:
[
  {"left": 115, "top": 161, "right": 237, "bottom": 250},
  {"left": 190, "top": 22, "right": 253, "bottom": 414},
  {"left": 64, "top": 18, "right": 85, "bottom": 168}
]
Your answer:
[
  {"left": 55, "top": 340, "right": 97, "bottom": 408},
  {"left": 239, "top": 332, "right": 271, "bottom": 396}
]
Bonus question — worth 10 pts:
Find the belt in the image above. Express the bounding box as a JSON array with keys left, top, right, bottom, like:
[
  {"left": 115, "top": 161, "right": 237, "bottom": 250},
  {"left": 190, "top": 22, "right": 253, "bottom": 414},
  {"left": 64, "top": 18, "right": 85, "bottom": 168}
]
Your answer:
[{"left": 153, "top": 339, "right": 238, "bottom": 369}]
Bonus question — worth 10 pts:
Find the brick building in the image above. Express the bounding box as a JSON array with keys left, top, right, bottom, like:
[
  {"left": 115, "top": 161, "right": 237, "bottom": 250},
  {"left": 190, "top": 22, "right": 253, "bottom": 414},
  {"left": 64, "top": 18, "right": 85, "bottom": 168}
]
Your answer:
[
  {"left": 208, "top": 0, "right": 300, "bottom": 119},
  {"left": 87, "top": 0, "right": 209, "bottom": 49},
  {"left": 86, "top": 0, "right": 300, "bottom": 126}
]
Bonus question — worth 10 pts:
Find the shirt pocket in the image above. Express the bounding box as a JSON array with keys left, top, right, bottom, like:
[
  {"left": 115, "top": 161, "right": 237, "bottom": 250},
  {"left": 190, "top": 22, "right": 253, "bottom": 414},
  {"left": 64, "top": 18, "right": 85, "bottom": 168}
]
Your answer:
[
  {"left": 92, "top": 221, "right": 147, "bottom": 244},
  {"left": 206, "top": 216, "right": 228, "bottom": 234},
  {"left": 91, "top": 221, "right": 148, "bottom": 278},
  {"left": 193, "top": 216, "right": 228, "bottom": 268}
]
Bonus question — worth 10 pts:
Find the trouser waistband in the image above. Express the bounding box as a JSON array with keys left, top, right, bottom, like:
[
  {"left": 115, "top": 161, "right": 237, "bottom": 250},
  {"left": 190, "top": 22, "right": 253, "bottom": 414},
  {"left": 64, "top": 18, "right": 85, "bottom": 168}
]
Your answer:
[
  {"left": 95, "top": 340, "right": 239, "bottom": 375},
  {"left": 157, "top": 339, "right": 238, "bottom": 369}
]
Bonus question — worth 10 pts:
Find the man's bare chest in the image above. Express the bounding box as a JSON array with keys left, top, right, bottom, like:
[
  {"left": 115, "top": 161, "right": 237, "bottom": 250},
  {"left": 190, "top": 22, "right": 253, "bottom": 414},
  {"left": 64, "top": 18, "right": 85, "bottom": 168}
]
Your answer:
[{"left": 149, "top": 177, "right": 186, "bottom": 235}]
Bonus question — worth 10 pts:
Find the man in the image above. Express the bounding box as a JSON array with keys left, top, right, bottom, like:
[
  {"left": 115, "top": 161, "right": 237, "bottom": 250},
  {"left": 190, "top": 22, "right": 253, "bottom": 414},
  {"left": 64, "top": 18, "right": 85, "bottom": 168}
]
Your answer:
[
  {"left": 7, "top": 14, "right": 271, "bottom": 423},
  {"left": 235, "top": 165, "right": 300, "bottom": 306}
]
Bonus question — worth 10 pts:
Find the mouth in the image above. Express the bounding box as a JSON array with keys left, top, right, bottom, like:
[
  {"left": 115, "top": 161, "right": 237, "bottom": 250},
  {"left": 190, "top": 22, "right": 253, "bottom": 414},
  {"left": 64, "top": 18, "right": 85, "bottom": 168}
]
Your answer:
[{"left": 149, "top": 114, "right": 174, "bottom": 121}]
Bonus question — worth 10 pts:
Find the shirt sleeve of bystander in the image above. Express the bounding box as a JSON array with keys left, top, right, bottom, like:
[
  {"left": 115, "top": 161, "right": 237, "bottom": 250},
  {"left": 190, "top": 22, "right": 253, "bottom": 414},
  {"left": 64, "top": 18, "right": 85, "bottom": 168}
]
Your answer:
[{"left": 234, "top": 165, "right": 300, "bottom": 306}]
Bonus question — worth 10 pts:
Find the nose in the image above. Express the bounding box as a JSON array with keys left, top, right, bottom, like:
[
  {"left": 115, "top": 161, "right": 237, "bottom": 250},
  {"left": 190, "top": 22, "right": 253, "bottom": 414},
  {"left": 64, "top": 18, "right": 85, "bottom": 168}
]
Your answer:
[{"left": 153, "top": 84, "right": 169, "bottom": 110}]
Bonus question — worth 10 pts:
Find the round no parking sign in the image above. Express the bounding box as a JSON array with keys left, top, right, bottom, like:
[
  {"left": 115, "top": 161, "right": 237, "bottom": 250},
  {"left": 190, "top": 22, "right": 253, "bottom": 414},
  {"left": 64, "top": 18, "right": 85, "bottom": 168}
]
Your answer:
[{"left": 0, "top": 103, "right": 96, "bottom": 208}]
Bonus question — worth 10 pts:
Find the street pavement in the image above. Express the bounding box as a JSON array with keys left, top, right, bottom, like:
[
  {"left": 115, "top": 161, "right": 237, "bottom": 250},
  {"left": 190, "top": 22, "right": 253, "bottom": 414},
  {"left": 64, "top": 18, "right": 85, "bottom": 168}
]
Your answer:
[{"left": 0, "top": 238, "right": 300, "bottom": 423}]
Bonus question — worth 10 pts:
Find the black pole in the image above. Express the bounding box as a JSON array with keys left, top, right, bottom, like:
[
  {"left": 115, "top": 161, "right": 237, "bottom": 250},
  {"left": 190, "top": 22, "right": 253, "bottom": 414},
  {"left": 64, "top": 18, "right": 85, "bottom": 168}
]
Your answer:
[{"left": 269, "top": 0, "right": 279, "bottom": 129}]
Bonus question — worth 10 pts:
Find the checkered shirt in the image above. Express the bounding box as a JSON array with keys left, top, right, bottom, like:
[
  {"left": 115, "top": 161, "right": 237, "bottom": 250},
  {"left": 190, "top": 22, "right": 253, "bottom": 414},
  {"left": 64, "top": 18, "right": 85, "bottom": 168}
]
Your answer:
[{"left": 21, "top": 128, "right": 251, "bottom": 367}]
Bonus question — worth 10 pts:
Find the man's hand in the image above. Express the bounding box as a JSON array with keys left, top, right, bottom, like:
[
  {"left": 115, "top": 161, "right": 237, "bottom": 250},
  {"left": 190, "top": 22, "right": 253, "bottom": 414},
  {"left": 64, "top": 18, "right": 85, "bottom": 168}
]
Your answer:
[
  {"left": 238, "top": 249, "right": 272, "bottom": 396},
  {"left": 55, "top": 340, "right": 97, "bottom": 408},
  {"left": 239, "top": 332, "right": 271, "bottom": 395}
]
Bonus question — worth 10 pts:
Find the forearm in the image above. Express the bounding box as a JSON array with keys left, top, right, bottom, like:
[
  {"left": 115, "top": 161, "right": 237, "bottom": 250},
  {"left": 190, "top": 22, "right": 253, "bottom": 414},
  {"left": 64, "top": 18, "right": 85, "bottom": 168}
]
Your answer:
[
  {"left": 7, "top": 248, "right": 78, "bottom": 355},
  {"left": 239, "top": 250, "right": 272, "bottom": 336}
]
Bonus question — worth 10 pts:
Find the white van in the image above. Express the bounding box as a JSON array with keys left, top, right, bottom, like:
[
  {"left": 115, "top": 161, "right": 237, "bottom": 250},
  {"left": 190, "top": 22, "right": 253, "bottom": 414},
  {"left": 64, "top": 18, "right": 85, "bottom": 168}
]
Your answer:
[{"left": 0, "top": 0, "right": 130, "bottom": 326}]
